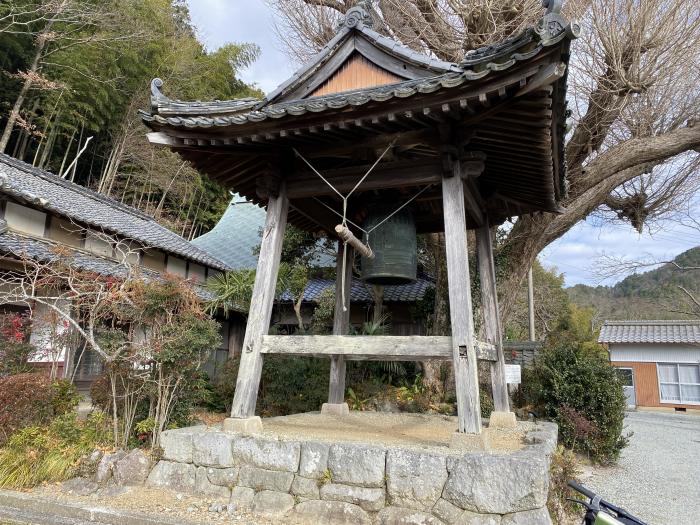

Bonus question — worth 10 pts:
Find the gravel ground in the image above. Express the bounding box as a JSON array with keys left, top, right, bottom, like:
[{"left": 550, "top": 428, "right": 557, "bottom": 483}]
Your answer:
[
  {"left": 257, "top": 412, "right": 527, "bottom": 452},
  {"left": 580, "top": 411, "right": 700, "bottom": 525},
  {"left": 32, "top": 486, "right": 274, "bottom": 525}
]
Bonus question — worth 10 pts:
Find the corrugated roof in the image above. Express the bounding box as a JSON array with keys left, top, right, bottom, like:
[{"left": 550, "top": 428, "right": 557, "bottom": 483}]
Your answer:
[
  {"left": 193, "top": 197, "right": 433, "bottom": 303},
  {"left": 192, "top": 197, "right": 335, "bottom": 270},
  {"left": 598, "top": 320, "right": 700, "bottom": 345},
  {"left": 0, "top": 153, "right": 229, "bottom": 270}
]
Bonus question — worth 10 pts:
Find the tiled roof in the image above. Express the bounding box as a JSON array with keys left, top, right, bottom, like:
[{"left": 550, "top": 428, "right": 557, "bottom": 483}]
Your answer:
[
  {"left": 0, "top": 230, "right": 149, "bottom": 279},
  {"left": 141, "top": 7, "right": 579, "bottom": 132},
  {"left": 0, "top": 153, "right": 229, "bottom": 271},
  {"left": 279, "top": 276, "right": 433, "bottom": 304},
  {"left": 142, "top": 33, "right": 546, "bottom": 131},
  {"left": 598, "top": 320, "right": 700, "bottom": 345},
  {"left": 0, "top": 231, "right": 216, "bottom": 301}
]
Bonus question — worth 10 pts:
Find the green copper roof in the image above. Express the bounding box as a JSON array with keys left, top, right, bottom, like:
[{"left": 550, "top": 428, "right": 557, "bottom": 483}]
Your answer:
[{"left": 192, "top": 197, "right": 265, "bottom": 270}]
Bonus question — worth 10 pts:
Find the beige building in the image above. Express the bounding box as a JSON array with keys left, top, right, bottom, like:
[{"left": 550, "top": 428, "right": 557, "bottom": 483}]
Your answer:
[{"left": 600, "top": 320, "right": 700, "bottom": 412}]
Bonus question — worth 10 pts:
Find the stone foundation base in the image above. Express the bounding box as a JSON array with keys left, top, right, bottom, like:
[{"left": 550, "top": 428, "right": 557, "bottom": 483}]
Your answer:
[
  {"left": 489, "top": 411, "right": 518, "bottom": 429},
  {"left": 321, "top": 402, "right": 350, "bottom": 416},
  {"left": 149, "top": 417, "right": 557, "bottom": 524},
  {"left": 222, "top": 416, "right": 262, "bottom": 434},
  {"left": 449, "top": 431, "right": 488, "bottom": 451}
]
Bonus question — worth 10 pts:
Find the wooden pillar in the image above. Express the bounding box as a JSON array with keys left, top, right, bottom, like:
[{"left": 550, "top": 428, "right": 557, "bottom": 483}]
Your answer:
[
  {"left": 229, "top": 182, "right": 288, "bottom": 419},
  {"left": 476, "top": 224, "right": 510, "bottom": 412},
  {"left": 442, "top": 164, "right": 482, "bottom": 434},
  {"left": 328, "top": 242, "right": 353, "bottom": 404}
]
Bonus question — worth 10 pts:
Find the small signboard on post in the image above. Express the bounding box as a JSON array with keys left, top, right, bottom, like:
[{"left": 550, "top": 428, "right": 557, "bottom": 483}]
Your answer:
[{"left": 505, "top": 364, "right": 522, "bottom": 385}]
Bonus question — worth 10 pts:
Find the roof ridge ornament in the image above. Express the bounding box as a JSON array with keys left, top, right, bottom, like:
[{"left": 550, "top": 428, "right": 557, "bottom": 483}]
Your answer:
[
  {"left": 150, "top": 78, "right": 170, "bottom": 111},
  {"left": 344, "top": 1, "right": 373, "bottom": 29},
  {"left": 542, "top": 0, "right": 563, "bottom": 14},
  {"left": 537, "top": 0, "right": 580, "bottom": 46}
]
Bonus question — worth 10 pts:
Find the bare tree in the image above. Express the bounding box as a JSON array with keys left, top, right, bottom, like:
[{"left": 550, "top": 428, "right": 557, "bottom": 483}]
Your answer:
[
  {"left": 0, "top": 229, "right": 144, "bottom": 444},
  {"left": 594, "top": 195, "right": 700, "bottom": 317},
  {"left": 269, "top": 0, "right": 700, "bottom": 319},
  {"left": 0, "top": 227, "right": 218, "bottom": 446}
]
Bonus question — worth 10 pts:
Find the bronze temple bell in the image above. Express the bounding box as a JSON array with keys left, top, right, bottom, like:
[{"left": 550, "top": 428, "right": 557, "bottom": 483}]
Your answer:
[{"left": 361, "top": 208, "right": 417, "bottom": 285}]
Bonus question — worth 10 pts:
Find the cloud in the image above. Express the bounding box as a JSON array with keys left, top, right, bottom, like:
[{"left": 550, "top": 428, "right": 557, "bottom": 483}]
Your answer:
[
  {"left": 185, "top": 2, "right": 700, "bottom": 288},
  {"left": 186, "top": 0, "right": 294, "bottom": 94},
  {"left": 540, "top": 218, "right": 700, "bottom": 287}
]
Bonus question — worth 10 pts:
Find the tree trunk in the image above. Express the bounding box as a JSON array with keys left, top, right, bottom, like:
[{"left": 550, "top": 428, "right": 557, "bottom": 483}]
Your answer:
[
  {"left": 422, "top": 232, "right": 451, "bottom": 399},
  {"left": 498, "top": 124, "right": 700, "bottom": 321},
  {"left": 293, "top": 295, "right": 305, "bottom": 333},
  {"left": 0, "top": 26, "right": 51, "bottom": 153}
]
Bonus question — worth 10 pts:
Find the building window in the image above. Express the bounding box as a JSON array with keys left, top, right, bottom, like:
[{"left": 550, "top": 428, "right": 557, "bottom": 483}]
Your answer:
[
  {"left": 616, "top": 368, "right": 634, "bottom": 387},
  {"left": 657, "top": 363, "right": 700, "bottom": 405}
]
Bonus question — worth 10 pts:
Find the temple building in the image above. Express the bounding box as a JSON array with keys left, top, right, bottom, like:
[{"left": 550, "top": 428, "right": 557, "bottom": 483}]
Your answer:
[{"left": 141, "top": 2, "right": 579, "bottom": 435}]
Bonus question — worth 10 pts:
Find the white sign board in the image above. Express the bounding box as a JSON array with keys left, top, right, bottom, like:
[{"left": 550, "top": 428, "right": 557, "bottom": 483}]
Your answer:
[{"left": 505, "top": 364, "right": 521, "bottom": 385}]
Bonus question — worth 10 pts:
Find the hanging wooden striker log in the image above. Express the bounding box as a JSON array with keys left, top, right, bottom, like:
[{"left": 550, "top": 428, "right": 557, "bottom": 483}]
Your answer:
[
  {"left": 335, "top": 224, "right": 373, "bottom": 258},
  {"left": 361, "top": 208, "right": 417, "bottom": 285}
]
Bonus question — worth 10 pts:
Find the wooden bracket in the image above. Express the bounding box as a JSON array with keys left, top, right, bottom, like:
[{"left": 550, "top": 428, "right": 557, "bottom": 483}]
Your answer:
[
  {"left": 460, "top": 151, "right": 486, "bottom": 178},
  {"left": 255, "top": 172, "right": 281, "bottom": 200},
  {"left": 440, "top": 144, "right": 459, "bottom": 177}
]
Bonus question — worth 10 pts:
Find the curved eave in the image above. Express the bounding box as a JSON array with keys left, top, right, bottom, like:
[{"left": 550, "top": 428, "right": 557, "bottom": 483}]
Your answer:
[{"left": 141, "top": 43, "right": 550, "bottom": 132}]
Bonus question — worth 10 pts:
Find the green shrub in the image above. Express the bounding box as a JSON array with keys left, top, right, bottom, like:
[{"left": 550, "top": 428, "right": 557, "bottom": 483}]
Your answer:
[
  {"left": 0, "top": 412, "right": 110, "bottom": 488},
  {"left": 480, "top": 388, "right": 494, "bottom": 419},
  {"left": 0, "top": 342, "right": 34, "bottom": 376},
  {"left": 51, "top": 379, "right": 81, "bottom": 415},
  {"left": 0, "top": 373, "right": 80, "bottom": 446},
  {"left": 548, "top": 445, "right": 581, "bottom": 524},
  {"left": 212, "top": 355, "right": 330, "bottom": 416},
  {"left": 520, "top": 343, "right": 628, "bottom": 464}
]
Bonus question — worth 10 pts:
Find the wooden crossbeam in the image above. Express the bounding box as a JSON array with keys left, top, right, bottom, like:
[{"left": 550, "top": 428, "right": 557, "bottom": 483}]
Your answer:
[
  {"left": 286, "top": 159, "right": 442, "bottom": 199},
  {"left": 261, "top": 335, "right": 497, "bottom": 362}
]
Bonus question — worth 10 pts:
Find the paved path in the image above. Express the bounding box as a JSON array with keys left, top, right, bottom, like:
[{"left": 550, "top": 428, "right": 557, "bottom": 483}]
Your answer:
[{"left": 582, "top": 411, "right": 700, "bottom": 525}]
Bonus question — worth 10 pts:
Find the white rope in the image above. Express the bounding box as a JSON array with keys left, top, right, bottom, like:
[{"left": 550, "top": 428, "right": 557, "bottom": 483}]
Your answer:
[
  {"left": 312, "top": 197, "right": 366, "bottom": 233},
  {"left": 292, "top": 138, "right": 403, "bottom": 311},
  {"left": 294, "top": 151, "right": 344, "bottom": 199},
  {"left": 366, "top": 184, "right": 434, "bottom": 234},
  {"left": 346, "top": 140, "right": 397, "bottom": 200}
]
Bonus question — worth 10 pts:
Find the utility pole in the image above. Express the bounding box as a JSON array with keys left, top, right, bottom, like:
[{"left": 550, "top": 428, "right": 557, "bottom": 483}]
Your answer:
[{"left": 527, "top": 266, "right": 535, "bottom": 341}]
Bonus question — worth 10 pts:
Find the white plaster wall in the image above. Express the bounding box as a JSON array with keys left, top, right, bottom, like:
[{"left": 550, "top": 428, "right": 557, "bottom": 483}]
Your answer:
[
  {"left": 166, "top": 256, "right": 187, "bottom": 277},
  {"left": 5, "top": 201, "right": 46, "bottom": 237},
  {"left": 188, "top": 263, "right": 206, "bottom": 282},
  {"left": 28, "top": 300, "right": 70, "bottom": 363},
  {"left": 85, "top": 231, "right": 113, "bottom": 258},
  {"left": 610, "top": 343, "right": 700, "bottom": 364}
]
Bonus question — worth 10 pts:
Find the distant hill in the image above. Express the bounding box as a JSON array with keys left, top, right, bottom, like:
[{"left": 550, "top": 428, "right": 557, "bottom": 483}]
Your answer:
[{"left": 567, "top": 247, "right": 700, "bottom": 321}]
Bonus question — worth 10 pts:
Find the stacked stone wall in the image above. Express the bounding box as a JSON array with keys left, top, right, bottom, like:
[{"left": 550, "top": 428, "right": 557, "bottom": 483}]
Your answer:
[{"left": 147, "top": 422, "right": 558, "bottom": 525}]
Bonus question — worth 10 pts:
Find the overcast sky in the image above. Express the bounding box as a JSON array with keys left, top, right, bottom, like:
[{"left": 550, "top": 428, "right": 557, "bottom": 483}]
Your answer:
[{"left": 185, "top": 0, "right": 700, "bottom": 287}]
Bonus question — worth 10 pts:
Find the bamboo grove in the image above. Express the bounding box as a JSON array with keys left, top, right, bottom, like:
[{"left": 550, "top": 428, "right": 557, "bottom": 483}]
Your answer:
[{"left": 0, "top": 0, "right": 262, "bottom": 237}]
